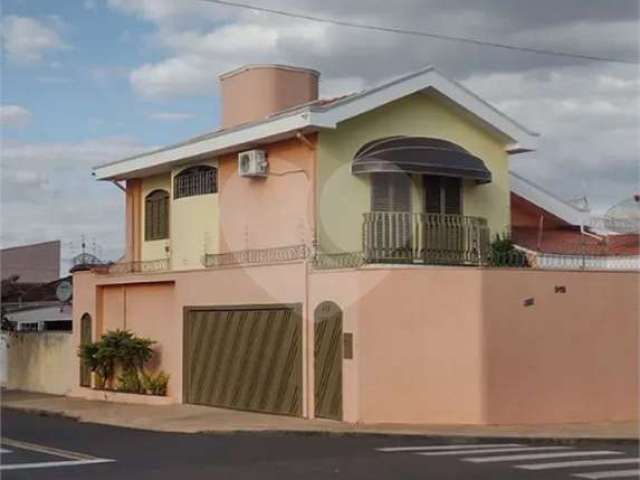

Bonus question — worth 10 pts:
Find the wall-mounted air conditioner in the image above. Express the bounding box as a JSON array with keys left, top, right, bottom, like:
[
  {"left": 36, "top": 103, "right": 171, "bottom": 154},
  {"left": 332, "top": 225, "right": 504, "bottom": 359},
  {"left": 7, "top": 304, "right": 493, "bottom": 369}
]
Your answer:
[{"left": 238, "top": 149, "right": 268, "bottom": 177}]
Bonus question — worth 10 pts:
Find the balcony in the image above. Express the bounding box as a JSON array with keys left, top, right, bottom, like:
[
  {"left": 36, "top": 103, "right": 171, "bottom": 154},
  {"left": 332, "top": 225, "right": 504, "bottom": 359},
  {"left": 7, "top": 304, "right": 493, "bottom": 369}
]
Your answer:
[{"left": 362, "top": 211, "right": 490, "bottom": 265}]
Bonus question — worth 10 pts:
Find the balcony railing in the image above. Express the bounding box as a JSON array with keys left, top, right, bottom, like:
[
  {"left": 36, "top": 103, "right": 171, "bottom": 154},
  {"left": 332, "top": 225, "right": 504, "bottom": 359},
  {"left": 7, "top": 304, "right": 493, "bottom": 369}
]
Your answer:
[
  {"left": 362, "top": 211, "right": 490, "bottom": 265},
  {"left": 95, "top": 258, "right": 170, "bottom": 275}
]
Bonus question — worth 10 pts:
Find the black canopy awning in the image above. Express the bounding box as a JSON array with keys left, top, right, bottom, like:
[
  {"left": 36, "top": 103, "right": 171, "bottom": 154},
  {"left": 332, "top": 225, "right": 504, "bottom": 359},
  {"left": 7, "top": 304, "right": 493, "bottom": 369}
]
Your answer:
[{"left": 351, "top": 136, "right": 492, "bottom": 184}]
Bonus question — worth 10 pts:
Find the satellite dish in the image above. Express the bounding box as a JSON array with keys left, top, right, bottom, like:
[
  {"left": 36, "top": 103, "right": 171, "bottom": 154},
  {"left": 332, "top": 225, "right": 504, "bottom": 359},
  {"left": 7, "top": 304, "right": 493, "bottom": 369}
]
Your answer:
[
  {"left": 56, "top": 280, "right": 73, "bottom": 303},
  {"left": 601, "top": 195, "right": 640, "bottom": 234}
]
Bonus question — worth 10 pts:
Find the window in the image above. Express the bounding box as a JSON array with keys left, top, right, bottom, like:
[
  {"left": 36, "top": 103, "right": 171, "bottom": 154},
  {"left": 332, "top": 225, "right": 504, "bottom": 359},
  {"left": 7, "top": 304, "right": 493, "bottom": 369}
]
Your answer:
[
  {"left": 371, "top": 173, "right": 412, "bottom": 212},
  {"left": 145, "top": 189, "right": 169, "bottom": 241},
  {"left": 174, "top": 165, "right": 217, "bottom": 199},
  {"left": 424, "top": 176, "right": 462, "bottom": 215}
]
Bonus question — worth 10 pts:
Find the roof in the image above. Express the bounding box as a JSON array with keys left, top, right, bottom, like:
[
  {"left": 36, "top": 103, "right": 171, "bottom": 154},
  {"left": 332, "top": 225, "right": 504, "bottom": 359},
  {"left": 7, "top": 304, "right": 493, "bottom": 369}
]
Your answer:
[
  {"left": 5, "top": 303, "right": 72, "bottom": 323},
  {"left": 94, "top": 66, "right": 539, "bottom": 181},
  {"left": 510, "top": 171, "right": 587, "bottom": 227},
  {"left": 513, "top": 228, "right": 640, "bottom": 256}
]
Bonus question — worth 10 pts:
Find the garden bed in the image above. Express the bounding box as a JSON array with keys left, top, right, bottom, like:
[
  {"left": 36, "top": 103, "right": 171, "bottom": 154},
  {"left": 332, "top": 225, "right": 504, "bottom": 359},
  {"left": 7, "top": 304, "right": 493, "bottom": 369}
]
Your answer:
[{"left": 77, "top": 387, "right": 176, "bottom": 406}]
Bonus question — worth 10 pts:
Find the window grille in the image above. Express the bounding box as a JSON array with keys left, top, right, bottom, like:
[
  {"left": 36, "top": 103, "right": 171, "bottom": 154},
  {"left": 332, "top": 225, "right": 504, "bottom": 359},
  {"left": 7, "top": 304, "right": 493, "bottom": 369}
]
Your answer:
[{"left": 174, "top": 166, "right": 217, "bottom": 199}]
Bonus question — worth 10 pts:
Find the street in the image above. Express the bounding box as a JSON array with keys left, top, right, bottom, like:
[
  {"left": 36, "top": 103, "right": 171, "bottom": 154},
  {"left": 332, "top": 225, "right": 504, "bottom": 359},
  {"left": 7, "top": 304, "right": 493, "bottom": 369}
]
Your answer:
[{"left": 1, "top": 409, "right": 638, "bottom": 479}]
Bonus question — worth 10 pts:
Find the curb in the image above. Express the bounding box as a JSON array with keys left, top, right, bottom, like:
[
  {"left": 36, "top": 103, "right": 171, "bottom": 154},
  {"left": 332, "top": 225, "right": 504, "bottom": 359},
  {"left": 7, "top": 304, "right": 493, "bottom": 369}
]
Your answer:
[
  {"left": 3, "top": 406, "right": 637, "bottom": 445},
  {"left": 3, "top": 405, "right": 81, "bottom": 422},
  {"left": 196, "top": 428, "right": 639, "bottom": 445}
]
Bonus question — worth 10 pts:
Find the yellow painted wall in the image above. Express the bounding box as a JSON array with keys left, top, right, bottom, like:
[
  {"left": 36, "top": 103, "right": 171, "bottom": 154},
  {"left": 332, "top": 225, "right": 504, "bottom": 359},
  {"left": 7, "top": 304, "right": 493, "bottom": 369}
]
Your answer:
[
  {"left": 141, "top": 173, "right": 172, "bottom": 262},
  {"left": 317, "top": 92, "right": 511, "bottom": 252},
  {"left": 6, "top": 332, "right": 75, "bottom": 395},
  {"left": 170, "top": 161, "right": 219, "bottom": 270}
]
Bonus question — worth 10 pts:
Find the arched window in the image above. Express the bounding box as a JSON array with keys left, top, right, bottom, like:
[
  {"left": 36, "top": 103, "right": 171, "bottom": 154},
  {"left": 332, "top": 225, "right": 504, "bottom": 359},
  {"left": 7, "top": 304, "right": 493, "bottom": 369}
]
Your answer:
[
  {"left": 145, "top": 189, "right": 169, "bottom": 241},
  {"left": 174, "top": 165, "right": 217, "bottom": 199}
]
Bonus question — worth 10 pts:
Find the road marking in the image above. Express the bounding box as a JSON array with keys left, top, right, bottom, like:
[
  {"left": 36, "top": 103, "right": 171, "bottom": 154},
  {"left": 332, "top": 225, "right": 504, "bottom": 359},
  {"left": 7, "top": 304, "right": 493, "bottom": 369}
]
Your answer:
[
  {"left": 376, "top": 443, "right": 522, "bottom": 452},
  {"left": 0, "top": 459, "right": 114, "bottom": 471},
  {"left": 1, "top": 437, "right": 96, "bottom": 460},
  {"left": 572, "top": 470, "right": 640, "bottom": 479},
  {"left": 417, "top": 446, "right": 571, "bottom": 456},
  {"left": 465, "top": 451, "right": 623, "bottom": 463},
  {"left": 518, "top": 458, "right": 640, "bottom": 470},
  {"left": 0, "top": 437, "right": 114, "bottom": 471}
]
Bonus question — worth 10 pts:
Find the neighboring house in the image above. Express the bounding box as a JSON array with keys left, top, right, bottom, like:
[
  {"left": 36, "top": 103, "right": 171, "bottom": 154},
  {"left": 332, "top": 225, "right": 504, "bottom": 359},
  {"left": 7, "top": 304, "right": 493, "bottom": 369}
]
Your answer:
[
  {"left": 72, "top": 64, "right": 638, "bottom": 426},
  {"left": 1, "top": 241, "right": 72, "bottom": 394},
  {"left": 1, "top": 241, "right": 60, "bottom": 284},
  {"left": 510, "top": 172, "right": 640, "bottom": 270}
]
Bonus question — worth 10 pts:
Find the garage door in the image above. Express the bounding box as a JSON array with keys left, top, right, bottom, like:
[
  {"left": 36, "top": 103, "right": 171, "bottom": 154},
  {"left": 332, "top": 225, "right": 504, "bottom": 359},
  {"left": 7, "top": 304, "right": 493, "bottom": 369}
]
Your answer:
[{"left": 184, "top": 305, "right": 302, "bottom": 416}]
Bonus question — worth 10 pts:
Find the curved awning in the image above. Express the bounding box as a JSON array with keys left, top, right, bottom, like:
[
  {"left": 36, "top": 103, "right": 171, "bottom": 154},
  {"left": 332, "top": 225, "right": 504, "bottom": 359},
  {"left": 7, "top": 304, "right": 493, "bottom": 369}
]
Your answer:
[{"left": 352, "top": 136, "right": 492, "bottom": 183}]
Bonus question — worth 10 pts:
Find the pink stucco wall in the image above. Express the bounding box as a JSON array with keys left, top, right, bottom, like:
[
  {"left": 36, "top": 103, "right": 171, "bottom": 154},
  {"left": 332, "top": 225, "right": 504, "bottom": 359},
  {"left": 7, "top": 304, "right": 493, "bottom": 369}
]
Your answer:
[
  {"left": 482, "top": 269, "right": 639, "bottom": 424},
  {"left": 310, "top": 267, "right": 487, "bottom": 424},
  {"left": 218, "top": 136, "right": 316, "bottom": 252},
  {"left": 71, "top": 262, "right": 309, "bottom": 407},
  {"left": 73, "top": 265, "right": 639, "bottom": 425}
]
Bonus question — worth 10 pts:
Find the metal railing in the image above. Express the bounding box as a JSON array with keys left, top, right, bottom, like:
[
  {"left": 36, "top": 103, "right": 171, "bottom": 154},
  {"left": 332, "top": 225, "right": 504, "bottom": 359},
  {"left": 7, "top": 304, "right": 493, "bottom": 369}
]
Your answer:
[
  {"left": 362, "top": 211, "right": 490, "bottom": 265},
  {"left": 98, "top": 258, "right": 170, "bottom": 275},
  {"left": 203, "top": 244, "right": 308, "bottom": 268}
]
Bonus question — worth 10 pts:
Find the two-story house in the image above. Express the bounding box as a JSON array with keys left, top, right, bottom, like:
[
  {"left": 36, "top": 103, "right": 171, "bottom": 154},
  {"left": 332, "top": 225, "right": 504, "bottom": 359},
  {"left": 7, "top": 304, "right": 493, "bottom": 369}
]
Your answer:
[{"left": 72, "top": 64, "right": 638, "bottom": 427}]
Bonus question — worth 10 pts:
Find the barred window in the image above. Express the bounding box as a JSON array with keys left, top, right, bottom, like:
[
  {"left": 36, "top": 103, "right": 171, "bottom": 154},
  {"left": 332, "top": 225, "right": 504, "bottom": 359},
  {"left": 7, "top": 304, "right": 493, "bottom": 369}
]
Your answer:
[
  {"left": 174, "top": 165, "right": 217, "bottom": 199},
  {"left": 145, "top": 189, "right": 169, "bottom": 241}
]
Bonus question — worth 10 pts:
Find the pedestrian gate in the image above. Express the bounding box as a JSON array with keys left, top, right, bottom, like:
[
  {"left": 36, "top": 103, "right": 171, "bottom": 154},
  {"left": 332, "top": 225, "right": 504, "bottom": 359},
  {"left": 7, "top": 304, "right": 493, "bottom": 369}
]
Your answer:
[{"left": 314, "top": 301, "right": 343, "bottom": 420}]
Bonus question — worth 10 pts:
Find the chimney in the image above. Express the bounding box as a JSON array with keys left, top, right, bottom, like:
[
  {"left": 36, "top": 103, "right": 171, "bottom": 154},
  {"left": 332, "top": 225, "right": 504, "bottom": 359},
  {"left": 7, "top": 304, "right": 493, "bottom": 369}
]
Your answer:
[{"left": 219, "top": 64, "right": 320, "bottom": 129}]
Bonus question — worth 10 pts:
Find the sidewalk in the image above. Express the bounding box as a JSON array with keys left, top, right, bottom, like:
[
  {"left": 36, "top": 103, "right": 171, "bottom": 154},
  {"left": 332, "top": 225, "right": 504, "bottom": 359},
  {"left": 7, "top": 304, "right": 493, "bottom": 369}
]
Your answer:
[{"left": 2, "top": 390, "right": 638, "bottom": 441}]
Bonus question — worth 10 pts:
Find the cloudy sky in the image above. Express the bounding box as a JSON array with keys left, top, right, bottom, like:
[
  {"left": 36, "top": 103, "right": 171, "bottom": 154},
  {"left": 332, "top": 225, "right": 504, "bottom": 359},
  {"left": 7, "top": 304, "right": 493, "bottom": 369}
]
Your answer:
[{"left": 1, "top": 0, "right": 639, "bottom": 271}]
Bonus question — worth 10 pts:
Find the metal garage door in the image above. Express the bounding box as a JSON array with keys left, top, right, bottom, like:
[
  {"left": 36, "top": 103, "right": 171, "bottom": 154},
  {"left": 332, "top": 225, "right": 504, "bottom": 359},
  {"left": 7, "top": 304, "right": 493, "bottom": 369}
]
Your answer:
[{"left": 184, "top": 305, "right": 302, "bottom": 416}]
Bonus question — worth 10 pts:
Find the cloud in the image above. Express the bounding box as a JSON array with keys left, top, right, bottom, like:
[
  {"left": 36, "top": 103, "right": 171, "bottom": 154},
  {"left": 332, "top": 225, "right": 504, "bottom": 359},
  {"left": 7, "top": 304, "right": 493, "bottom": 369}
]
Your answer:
[
  {"left": 1, "top": 15, "right": 68, "bottom": 64},
  {"left": 110, "top": 0, "right": 638, "bottom": 213},
  {"left": 0, "top": 105, "right": 32, "bottom": 128},
  {"left": 1, "top": 137, "right": 150, "bottom": 267},
  {"left": 148, "top": 112, "right": 196, "bottom": 121}
]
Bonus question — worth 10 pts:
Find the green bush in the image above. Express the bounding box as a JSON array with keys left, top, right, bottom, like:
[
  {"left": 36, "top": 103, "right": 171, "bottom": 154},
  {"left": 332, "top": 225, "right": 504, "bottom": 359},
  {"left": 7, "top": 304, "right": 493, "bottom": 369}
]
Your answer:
[
  {"left": 78, "top": 329, "right": 158, "bottom": 393},
  {"left": 117, "top": 368, "right": 143, "bottom": 394},
  {"left": 489, "top": 233, "right": 529, "bottom": 267},
  {"left": 141, "top": 370, "right": 170, "bottom": 396}
]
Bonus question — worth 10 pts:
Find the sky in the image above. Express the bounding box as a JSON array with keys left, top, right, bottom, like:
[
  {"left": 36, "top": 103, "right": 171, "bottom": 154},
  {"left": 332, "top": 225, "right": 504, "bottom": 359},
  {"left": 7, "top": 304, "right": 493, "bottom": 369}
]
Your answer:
[{"left": 1, "top": 0, "right": 639, "bottom": 272}]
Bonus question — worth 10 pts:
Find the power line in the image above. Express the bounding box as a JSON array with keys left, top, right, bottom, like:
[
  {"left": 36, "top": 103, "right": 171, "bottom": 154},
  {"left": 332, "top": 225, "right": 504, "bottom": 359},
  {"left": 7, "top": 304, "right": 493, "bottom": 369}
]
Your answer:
[{"left": 199, "top": 0, "right": 637, "bottom": 65}]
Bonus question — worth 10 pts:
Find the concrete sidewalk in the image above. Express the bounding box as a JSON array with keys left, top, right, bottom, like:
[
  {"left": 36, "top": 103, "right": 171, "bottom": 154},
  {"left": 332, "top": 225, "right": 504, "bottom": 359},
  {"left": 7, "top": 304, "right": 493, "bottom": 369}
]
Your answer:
[{"left": 2, "top": 390, "right": 638, "bottom": 441}]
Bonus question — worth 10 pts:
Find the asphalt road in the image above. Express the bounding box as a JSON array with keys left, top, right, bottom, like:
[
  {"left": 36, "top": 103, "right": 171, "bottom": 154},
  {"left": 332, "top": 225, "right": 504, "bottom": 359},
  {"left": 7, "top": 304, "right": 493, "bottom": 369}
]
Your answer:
[{"left": 1, "top": 409, "right": 638, "bottom": 480}]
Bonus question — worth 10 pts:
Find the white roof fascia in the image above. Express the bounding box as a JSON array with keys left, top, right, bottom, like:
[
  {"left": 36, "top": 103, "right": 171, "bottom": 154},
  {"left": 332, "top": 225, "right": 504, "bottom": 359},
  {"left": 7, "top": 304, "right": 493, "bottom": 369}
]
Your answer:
[
  {"left": 510, "top": 171, "right": 587, "bottom": 226},
  {"left": 95, "top": 66, "right": 539, "bottom": 180},
  {"left": 94, "top": 112, "right": 312, "bottom": 180},
  {"left": 309, "top": 67, "right": 539, "bottom": 153}
]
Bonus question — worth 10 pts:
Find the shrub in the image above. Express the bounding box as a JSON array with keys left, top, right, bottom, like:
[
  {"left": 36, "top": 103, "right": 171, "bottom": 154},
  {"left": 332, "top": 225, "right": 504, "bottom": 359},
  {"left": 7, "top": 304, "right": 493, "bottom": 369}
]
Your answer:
[
  {"left": 117, "top": 368, "right": 143, "bottom": 394},
  {"left": 489, "top": 233, "right": 529, "bottom": 267},
  {"left": 141, "top": 370, "right": 170, "bottom": 396},
  {"left": 78, "top": 329, "right": 157, "bottom": 392}
]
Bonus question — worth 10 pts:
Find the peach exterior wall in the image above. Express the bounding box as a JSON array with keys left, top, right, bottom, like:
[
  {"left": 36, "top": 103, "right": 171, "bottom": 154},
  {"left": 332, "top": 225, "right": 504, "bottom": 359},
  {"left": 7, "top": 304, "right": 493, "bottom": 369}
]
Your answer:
[
  {"left": 310, "top": 267, "right": 486, "bottom": 424},
  {"left": 482, "top": 269, "right": 639, "bottom": 424},
  {"left": 71, "top": 262, "right": 310, "bottom": 409},
  {"left": 73, "top": 266, "right": 639, "bottom": 425},
  {"left": 218, "top": 136, "right": 316, "bottom": 252}
]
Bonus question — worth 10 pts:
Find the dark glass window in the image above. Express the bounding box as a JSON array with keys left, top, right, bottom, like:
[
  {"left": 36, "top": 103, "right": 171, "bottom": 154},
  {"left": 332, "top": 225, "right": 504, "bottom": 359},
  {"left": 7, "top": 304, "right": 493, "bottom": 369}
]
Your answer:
[
  {"left": 145, "top": 189, "right": 169, "bottom": 241},
  {"left": 424, "top": 176, "right": 462, "bottom": 215},
  {"left": 174, "top": 166, "right": 217, "bottom": 199},
  {"left": 371, "top": 173, "right": 412, "bottom": 212}
]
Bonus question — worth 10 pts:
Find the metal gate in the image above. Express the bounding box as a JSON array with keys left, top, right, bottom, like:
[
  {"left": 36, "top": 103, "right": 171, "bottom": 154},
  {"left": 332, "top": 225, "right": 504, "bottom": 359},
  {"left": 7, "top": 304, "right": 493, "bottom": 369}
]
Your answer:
[
  {"left": 314, "top": 301, "right": 343, "bottom": 420},
  {"left": 184, "top": 305, "right": 302, "bottom": 416},
  {"left": 79, "top": 313, "right": 92, "bottom": 387}
]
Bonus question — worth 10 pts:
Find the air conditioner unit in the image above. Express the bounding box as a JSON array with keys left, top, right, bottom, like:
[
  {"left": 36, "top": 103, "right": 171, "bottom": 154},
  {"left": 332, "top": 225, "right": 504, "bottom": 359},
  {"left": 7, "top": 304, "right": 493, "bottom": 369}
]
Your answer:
[{"left": 238, "top": 149, "right": 268, "bottom": 177}]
